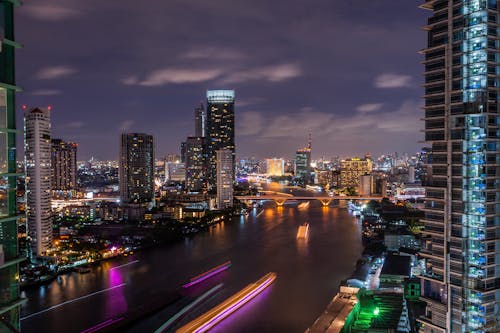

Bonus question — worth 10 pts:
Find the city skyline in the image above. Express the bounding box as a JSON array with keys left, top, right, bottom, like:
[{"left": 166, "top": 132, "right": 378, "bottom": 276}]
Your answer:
[{"left": 16, "top": 1, "right": 426, "bottom": 160}]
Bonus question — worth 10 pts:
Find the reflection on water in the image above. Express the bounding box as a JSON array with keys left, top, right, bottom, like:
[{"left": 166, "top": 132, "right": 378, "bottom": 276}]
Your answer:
[{"left": 21, "top": 185, "right": 362, "bottom": 333}]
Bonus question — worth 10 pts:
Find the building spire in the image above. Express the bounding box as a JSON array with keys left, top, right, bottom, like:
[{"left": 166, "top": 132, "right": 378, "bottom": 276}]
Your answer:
[{"left": 308, "top": 133, "right": 312, "bottom": 149}]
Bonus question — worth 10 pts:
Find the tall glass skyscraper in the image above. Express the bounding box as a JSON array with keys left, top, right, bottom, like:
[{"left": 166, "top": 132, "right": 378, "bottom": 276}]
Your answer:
[
  {"left": 419, "top": 1, "right": 499, "bottom": 332},
  {"left": 0, "top": 1, "right": 23, "bottom": 331},
  {"left": 206, "top": 90, "right": 235, "bottom": 189}
]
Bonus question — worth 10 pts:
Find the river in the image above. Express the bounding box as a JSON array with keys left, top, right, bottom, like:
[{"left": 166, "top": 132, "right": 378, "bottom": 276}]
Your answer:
[{"left": 20, "top": 186, "right": 362, "bottom": 333}]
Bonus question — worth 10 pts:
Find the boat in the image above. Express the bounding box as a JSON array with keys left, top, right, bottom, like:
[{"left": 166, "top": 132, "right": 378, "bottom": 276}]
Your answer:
[
  {"left": 177, "top": 272, "right": 277, "bottom": 332},
  {"left": 183, "top": 261, "right": 232, "bottom": 288},
  {"left": 297, "top": 223, "right": 310, "bottom": 239},
  {"left": 298, "top": 201, "right": 310, "bottom": 209}
]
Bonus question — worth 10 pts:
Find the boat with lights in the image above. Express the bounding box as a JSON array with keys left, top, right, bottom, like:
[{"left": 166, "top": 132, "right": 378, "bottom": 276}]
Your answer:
[{"left": 177, "top": 272, "right": 277, "bottom": 333}]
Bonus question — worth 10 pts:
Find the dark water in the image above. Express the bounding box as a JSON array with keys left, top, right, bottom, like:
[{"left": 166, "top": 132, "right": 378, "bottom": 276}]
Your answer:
[{"left": 21, "top": 192, "right": 362, "bottom": 333}]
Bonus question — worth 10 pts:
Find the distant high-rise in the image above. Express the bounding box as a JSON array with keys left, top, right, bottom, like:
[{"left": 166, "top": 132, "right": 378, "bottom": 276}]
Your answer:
[
  {"left": 194, "top": 102, "right": 206, "bottom": 137},
  {"left": 216, "top": 149, "right": 233, "bottom": 209},
  {"left": 25, "top": 108, "right": 53, "bottom": 256},
  {"left": 185, "top": 136, "right": 207, "bottom": 192},
  {"left": 340, "top": 157, "right": 372, "bottom": 189},
  {"left": 266, "top": 158, "right": 285, "bottom": 177},
  {"left": 0, "top": 2, "right": 22, "bottom": 330},
  {"left": 119, "top": 133, "right": 154, "bottom": 204},
  {"left": 51, "top": 139, "right": 77, "bottom": 191},
  {"left": 295, "top": 147, "right": 312, "bottom": 185},
  {"left": 206, "top": 90, "right": 235, "bottom": 189},
  {"left": 419, "top": 1, "right": 500, "bottom": 332}
]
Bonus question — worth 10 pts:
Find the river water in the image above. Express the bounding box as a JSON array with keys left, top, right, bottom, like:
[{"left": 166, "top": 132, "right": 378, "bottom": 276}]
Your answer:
[{"left": 21, "top": 187, "right": 362, "bottom": 333}]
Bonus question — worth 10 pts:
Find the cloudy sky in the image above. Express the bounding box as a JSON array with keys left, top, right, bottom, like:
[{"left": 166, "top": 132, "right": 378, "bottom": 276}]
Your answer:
[{"left": 16, "top": 0, "right": 427, "bottom": 160}]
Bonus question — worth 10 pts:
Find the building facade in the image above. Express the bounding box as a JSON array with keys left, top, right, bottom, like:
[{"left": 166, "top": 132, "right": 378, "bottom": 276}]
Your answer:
[
  {"left": 419, "top": 1, "right": 499, "bottom": 332},
  {"left": 25, "top": 108, "right": 53, "bottom": 257},
  {"left": 216, "top": 149, "right": 233, "bottom": 209},
  {"left": 206, "top": 90, "right": 235, "bottom": 189},
  {"left": 0, "top": 1, "right": 23, "bottom": 330},
  {"left": 295, "top": 147, "right": 312, "bottom": 185},
  {"left": 185, "top": 136, "right": 207, "bottom": 192},
  {"left": 266, "top": 158, "right": 285, "bottom": 177},
  {"left": 51, "top": 139, "right": 77, "bottom": 192},
  {"left": 119, "top": 133, "right": 154, "bottom": 204},
  {"left": 340, "top": 157, "right": 373, "bottom": 189},
  {"left": 194, "top": 103, "right": 206, "bottom": 138}
]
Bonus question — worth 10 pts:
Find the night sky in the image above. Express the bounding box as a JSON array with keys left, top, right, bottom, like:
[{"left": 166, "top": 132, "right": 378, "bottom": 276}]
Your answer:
[{"left": 16, "top": 1, "right": 427, "bottom": 160}]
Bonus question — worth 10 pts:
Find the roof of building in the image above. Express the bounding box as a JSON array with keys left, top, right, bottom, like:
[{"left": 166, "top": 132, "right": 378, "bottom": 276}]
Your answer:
[
  {"left": 351, "top": 291, "right": 406, "bottom": 331},
  {"left": 380, "top": 253, "right": 411, "bottom": 277}
]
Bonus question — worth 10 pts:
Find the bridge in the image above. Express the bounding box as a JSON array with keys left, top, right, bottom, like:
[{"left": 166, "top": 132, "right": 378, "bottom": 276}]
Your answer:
[{"left": 235, "top": 195, "right": 384, "bottom": 207}]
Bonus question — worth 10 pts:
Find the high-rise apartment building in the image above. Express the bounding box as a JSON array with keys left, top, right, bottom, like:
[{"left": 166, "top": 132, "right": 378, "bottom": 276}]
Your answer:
[
  {"left": 185, "top": 136, "right": 207, "bottom": 192},
  {"left": 206, "top": 90, "right": 235, "bottom": 189},
  {"left": 195, "top": 103, "right": 206, "bottom": 138},
  {"left": 0, "top": 2, "right": 23, "bottom": 330},
  {"left": 419, "top": 1, "right": 499, "bottom": 332},
  {"left": 340, "top": 157, "right": 373, "bottom": 189},
  {"left": 51, "top": 139, "right": 77, "bottom": 192},
  {"left": 216, "top": 149, "right": 233, "bottom": 209},
  {"left": 295, "top": 147, "right": 312, "bottom": 185},
  {"left": 25, "top": 108, "right": 53, "bottom": 257},
  {"left": 119, "top": 133, "right": 154, "bottom": 204}
]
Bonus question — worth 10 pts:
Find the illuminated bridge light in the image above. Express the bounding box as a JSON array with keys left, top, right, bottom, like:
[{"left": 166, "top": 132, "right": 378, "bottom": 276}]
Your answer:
[
  {"left": 182, "top": 261, "right": 232, "bottom": 288},
  {"left": 177, "top": 272, "right": 277, "bottom": 333}
]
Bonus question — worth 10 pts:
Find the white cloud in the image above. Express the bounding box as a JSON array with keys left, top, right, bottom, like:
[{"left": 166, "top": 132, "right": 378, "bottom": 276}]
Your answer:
[
  {"left": 374, "top": 73, "right": 413, "bottom": 88},
  {"left": 136, "top": 68, "right": 222, "bottom": 86},
  {"left": 356, "top": 103, "right": 383, "bottom": 113},
  {"left": 23, "top": 4, "right": 80, "bottom": 21},
  {"left": 36, "top": 66, "right": 77, "bottom": 80},
  {"left": 222, "top": 63, "right": 302, "bottom": 84},
  {"left": 238, "top": 100, "right": 421, "bottom": 141},
  {"left": 121, "top": 76, "right": 139, "bottom": 85},
  {"left": 31, "top": 89, "right": 62, "bottom": 96}
]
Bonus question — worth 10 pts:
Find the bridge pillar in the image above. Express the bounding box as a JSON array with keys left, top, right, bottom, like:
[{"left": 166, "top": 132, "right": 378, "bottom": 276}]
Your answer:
[
  {"left": 274, "top": 199, "right": 287, "bottom": 206},
  {"left": 319, "top": 199, "right": 333, "bottom": 207}
]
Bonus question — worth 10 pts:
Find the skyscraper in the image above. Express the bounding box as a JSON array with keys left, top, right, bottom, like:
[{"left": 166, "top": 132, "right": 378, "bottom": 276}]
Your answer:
[
  {"left": 195, "top": 102, "right": 206, "bottom": 138},
  {"left": 0, "top": 2, "right": 23, "bottom": 330},
  {"left": 419, "top": 1, "right": 499, "bottom": 332},
  {"left": 51, "top": 139, "right": 77, "bottom": 192},
  {"left": 185, "top": 136, "right": 207, "bottom": 192},
  {"left": 119, "top": 133, "right": 154, "bottom": 204},
  {"left": 295, "top": 147, "right": 312, "bottom": 186},
  {"left": 216, "top": 149, "right": 233, "bottom": 209},
  {"left": 25, "top": 108, "right": 53, "bottom": 257},
  {"left": 206, "top": 90, "right": 235, "bottom": 189},
  {"left": 340, "top": 157, "right": 373, "bottom": 189}
]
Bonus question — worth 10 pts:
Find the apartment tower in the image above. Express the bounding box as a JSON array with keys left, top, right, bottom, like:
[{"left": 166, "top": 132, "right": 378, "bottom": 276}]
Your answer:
[{"left": 419, "top": 1, "right": 499, "bottom": 332}]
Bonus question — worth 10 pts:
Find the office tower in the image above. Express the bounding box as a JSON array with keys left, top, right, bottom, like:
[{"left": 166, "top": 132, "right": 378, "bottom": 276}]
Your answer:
[
  {"left": 119, "top": 133, "right": 154, "bottom": 204},
  {"left": 0, "top": 2, "right": 22, "bottom": 331},
  {"left": 340, "top": 157, "right": 373, "bottom": 189},
  {"left": 206, "top": 90, "right": 235, "bottom": 189},
  {"left": 216, "top": 149, "right": 233, "bottom": 209},
  {"left": 419, "top": 1, "right": 499, "bottom": 332},
  {"left": 195, "top": 103, "right": 206, "bottom": 137},
  {"left": 51, "top": 139, "right": 77, "bottom": 192},
  {"left": 295, "top": 147, "right": 312, "bottom": 185},
  {"left": 25, "top": 108, "right": 53, "bottom": 256},
  {"left": 266, "top": 158, "right": 285, "bottom": 177},
  {"left": 185, "top": 136, "right": 207, "bottom": 192}
]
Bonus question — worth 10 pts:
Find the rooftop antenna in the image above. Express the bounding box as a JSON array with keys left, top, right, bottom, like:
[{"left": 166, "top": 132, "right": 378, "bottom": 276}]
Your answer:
[{"left": 308, "top": 133, "right": 312, "bottom": 149}]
